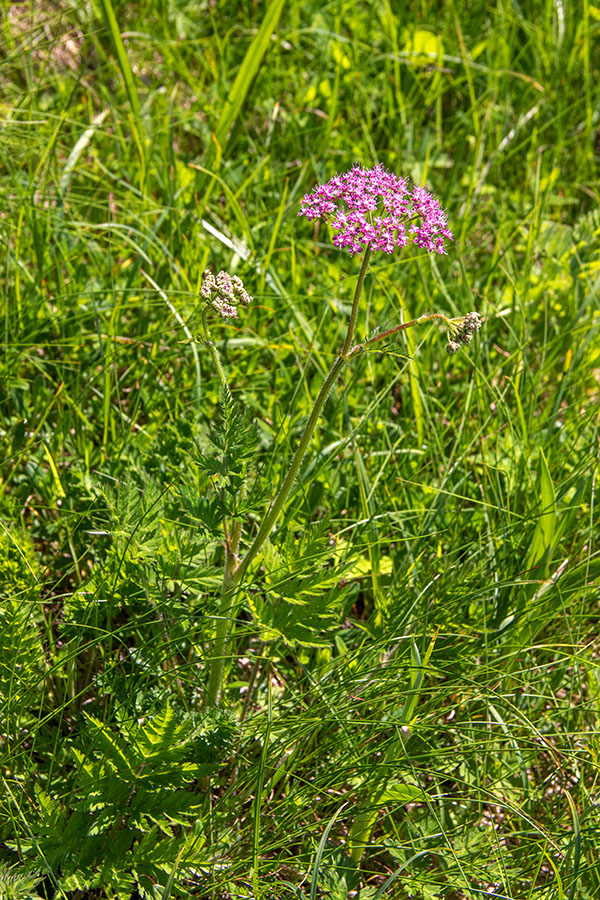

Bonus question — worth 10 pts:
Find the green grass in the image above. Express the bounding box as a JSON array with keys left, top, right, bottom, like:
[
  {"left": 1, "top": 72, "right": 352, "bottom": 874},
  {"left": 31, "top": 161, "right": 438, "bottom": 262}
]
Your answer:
[{"left": 1, "top": 0, "right": 600, "bottom": 897}]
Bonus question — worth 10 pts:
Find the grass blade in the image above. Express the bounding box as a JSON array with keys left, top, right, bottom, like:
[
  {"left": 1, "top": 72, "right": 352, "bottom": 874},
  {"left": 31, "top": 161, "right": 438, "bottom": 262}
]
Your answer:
[
  {"left": 199, "top": 0, "right": 286, "bottom": 208},
  {"left": 95, "top": 0, "right": 146, "bottom": 170},
  {"left": 252, "top": 678, "right": 273, "bottom": 897},
  {"left": 310, "top": 804, "right": 346, "bottom": 900}
]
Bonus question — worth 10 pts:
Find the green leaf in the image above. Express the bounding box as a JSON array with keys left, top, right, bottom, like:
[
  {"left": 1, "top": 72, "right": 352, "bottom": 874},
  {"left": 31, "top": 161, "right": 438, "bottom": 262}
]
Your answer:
[
  {"left": 252, "top": 532, "right": 352, "bottom": 647},
  {"left": 83, "top": 713, "right": 135, "bottom": 777},
  {"left": 399, "top": 629, "right": 438, "bottom": 726},
  {"left": 526, "top": 448, "right": 557, "bottom": 570},
  {"left": 134, "top": 703, "right": 187, "bottom": 765},
  {"left": 194, "top": 393, "right": 259, "bottom": 515},
  {"left": 378, "top": 781, "right": 427, "bottom": 804},
  {"left": 348, "top": 782, "right": 426, "bottom": 865}
]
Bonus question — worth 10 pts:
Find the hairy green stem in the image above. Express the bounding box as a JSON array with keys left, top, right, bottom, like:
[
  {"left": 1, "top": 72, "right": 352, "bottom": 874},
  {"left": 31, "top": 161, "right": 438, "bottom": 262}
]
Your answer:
[
  {"left": 236, "top": 354, "right": 346, "bottom": 584},
  {"left": 237, "top": 251, "right": 381, "bottom": 583},
  {"left": 346, "top": 312, "right": 451, "bottom": 358},
  {"left": 205, "top": 548, "right": 238, "bottom": 708},
  {"left": 342, "top": 247, "right": 371, "bottom": 357},
  {"left": 201, "top": 306, "right": 230, "bottom": 395}
]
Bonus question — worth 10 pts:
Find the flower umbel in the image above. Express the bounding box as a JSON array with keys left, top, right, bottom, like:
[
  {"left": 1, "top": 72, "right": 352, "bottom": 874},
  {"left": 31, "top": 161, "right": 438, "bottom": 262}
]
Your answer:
[
  {"left": 445, "top": 311, "right": 483, "bottom": 353},
  {"left": 299, "top": 164, "right": 453, "bottom": 256},
  {"left": 200, "top": 270, "right": 252, "bottom": 318}
]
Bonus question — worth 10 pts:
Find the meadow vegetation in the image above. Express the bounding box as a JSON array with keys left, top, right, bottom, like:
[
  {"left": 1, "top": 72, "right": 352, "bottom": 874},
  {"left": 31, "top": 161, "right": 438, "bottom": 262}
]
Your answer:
[{"left": 1, "top": 0, "right": 600, "bottom": 897}]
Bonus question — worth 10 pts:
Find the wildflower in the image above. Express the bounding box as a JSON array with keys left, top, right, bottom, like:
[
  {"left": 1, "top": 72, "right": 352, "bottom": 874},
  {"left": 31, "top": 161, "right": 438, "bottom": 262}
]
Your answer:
[
  {"left": 200, "top": 270, "right": 252, "bottom": 319},
  {"left": 445, "top": 311, "right": 483, "bottom": 353},
  {"left": 298, "top": 164, "right": 453, "bottom": 256},
  {"left": 410, "top": 185, "right": 454, "bottom": 254}
]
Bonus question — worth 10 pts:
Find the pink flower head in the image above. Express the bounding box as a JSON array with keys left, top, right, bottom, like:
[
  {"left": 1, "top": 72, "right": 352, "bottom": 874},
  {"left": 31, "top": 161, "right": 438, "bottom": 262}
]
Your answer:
[{"left": 298, "top": 164, "right": 453, "bottom": 256}]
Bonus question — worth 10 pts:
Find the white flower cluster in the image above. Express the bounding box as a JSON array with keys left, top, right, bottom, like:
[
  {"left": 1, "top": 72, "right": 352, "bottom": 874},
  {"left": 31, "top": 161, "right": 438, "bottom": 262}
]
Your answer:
[{"left": 200, "top": 270, "right": 252, "bottom": 319}]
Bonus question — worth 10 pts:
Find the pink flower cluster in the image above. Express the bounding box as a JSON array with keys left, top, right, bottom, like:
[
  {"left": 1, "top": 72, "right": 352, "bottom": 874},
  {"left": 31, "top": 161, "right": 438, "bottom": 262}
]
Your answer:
[{"left": 298, "top": 164, "right": 453, "bottom": 256}]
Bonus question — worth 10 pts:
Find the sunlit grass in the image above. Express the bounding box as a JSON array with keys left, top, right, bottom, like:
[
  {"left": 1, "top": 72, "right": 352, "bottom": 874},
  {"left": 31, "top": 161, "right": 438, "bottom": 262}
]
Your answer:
[{"left": 1, "top": 0, "right": 599, "bottom": 897}]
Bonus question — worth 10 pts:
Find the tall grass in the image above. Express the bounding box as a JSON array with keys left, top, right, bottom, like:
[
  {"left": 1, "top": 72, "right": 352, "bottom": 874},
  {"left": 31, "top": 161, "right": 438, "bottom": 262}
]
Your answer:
[{"left": 1, "top": 0, "right": 599, "bottom": 897}]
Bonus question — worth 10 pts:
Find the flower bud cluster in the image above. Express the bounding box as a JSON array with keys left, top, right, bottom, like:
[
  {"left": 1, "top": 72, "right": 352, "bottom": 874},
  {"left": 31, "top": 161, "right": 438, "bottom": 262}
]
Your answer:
[
  {"left": 200, "top": 270, "right": 252, "bottom": 319},
  {"left": 446, "top": 311, "right": 483, "bottom": 354}
]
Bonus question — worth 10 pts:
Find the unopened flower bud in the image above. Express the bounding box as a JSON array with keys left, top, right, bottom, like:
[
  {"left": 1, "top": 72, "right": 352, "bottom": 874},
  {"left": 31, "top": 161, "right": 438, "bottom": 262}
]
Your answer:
[
  {"left": 446, "top": 311, "right": 483, "bottom": 352},
  {"left": 462, "top": 311, "right": 482, "bottom": 334},
  {"left": 200, "top": 270, "right": 253, "bottom": 319},
  {"left": 200, "top": 270, "right": 215, "bottom": 299}
]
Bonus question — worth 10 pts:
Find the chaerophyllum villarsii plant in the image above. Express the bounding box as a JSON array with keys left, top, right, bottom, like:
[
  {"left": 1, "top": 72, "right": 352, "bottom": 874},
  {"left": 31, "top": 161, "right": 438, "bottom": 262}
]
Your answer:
[{"left": 200, "top": 164, "right": 482, "bottom": 707}]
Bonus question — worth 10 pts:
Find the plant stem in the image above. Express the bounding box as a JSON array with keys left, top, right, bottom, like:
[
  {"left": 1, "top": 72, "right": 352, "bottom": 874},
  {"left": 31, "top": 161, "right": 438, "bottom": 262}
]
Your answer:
[
  {"left": 205, "top": 547, "right": 238, "bottom": 708},
  {"left": 201, "top": 305, "right": 239, "bottom": 708},
  {"left": 342, "top": 247, "right": 371, "bottom": 357},
  {"left": 236, "top": 250, "right": 379, "bottom": 583},
  {"left": 346, "top": 312, "right": 451, "bottom": 358},
  {"left": 235, "top": 353, "right": 346, "bottom": 583},
  {"left": 201, "top": 306, "right": 230, "bottom": 395}
]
